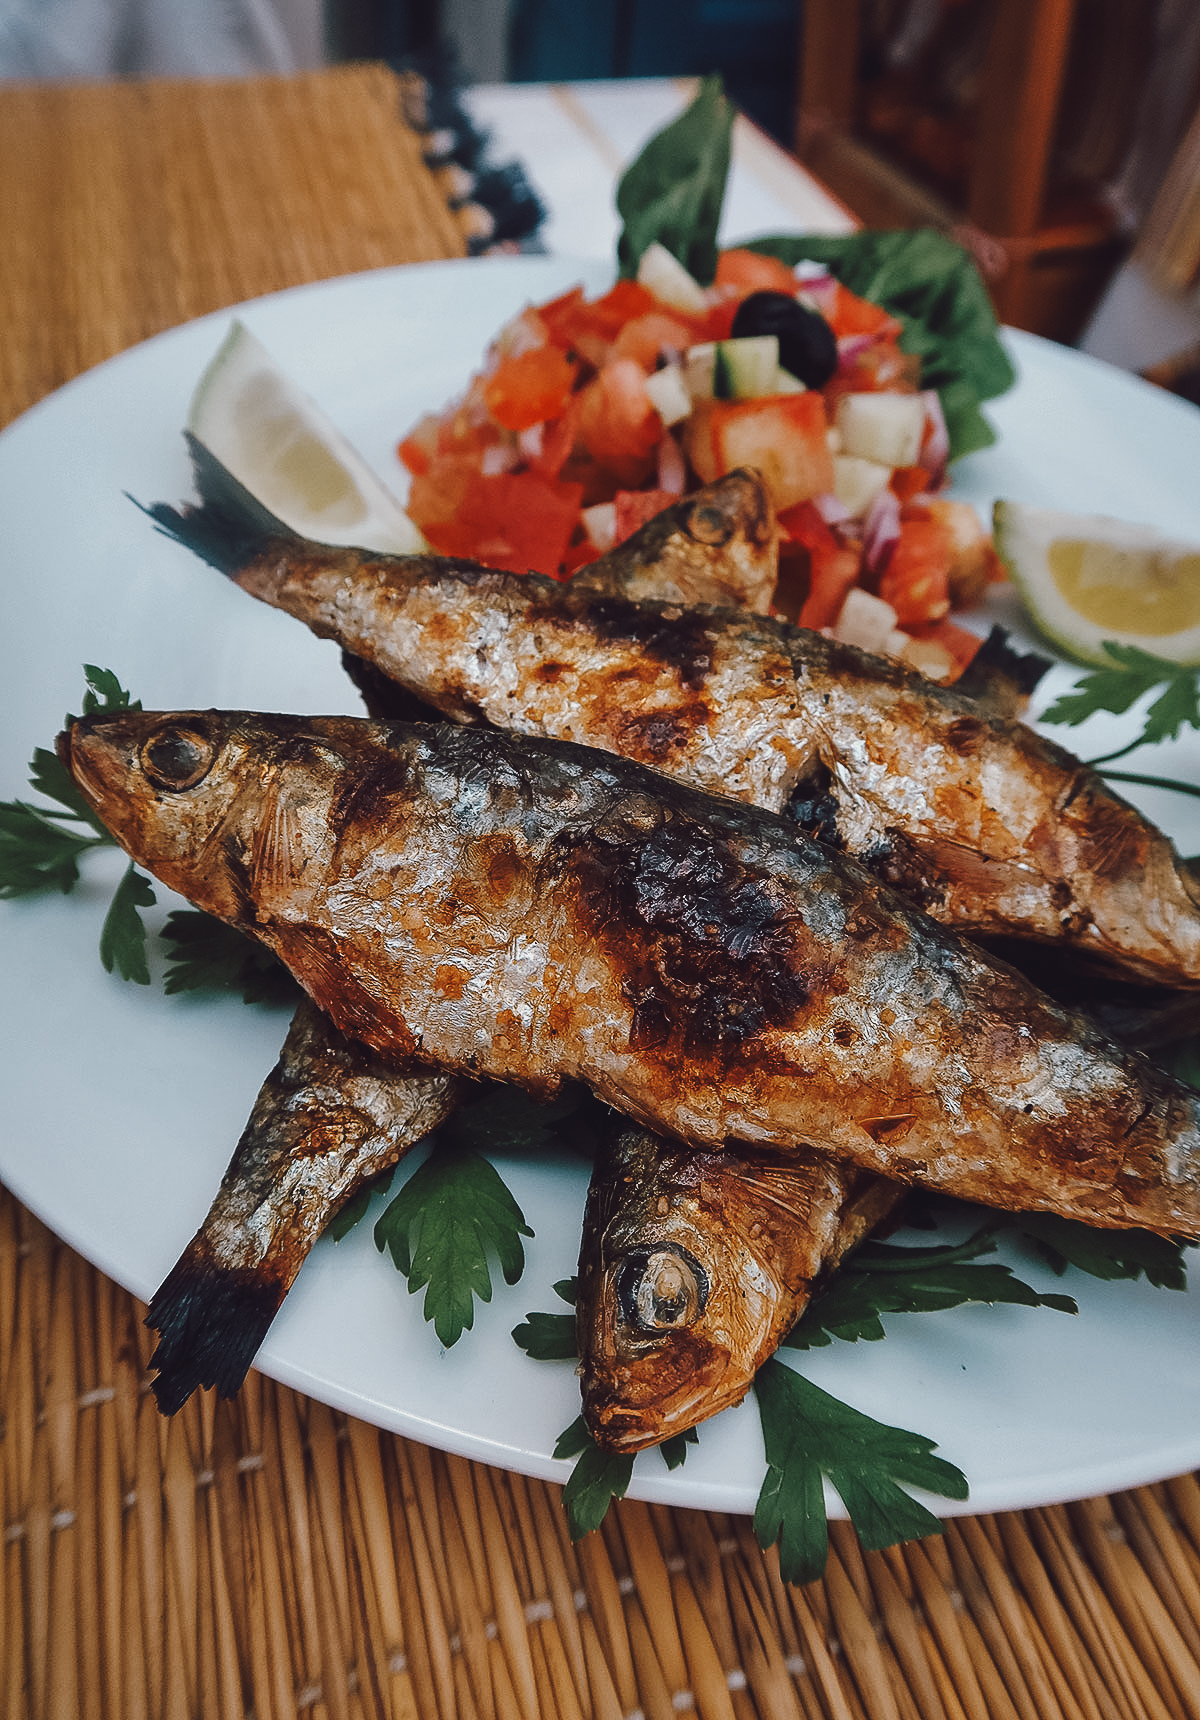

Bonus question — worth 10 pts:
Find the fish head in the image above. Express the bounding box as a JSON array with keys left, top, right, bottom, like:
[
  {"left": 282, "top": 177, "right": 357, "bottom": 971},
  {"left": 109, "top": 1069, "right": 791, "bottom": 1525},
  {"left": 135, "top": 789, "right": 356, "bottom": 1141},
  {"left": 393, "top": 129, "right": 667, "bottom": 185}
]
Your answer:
[
  {"left": 575, "top": 469, "right": 778, "bottom": 613},
  {"left": 576, "top": 1127, "right": 816, "bottom": 1453},
  {"left": 60, "top": 710, "right": 398, "bottom": 929}
]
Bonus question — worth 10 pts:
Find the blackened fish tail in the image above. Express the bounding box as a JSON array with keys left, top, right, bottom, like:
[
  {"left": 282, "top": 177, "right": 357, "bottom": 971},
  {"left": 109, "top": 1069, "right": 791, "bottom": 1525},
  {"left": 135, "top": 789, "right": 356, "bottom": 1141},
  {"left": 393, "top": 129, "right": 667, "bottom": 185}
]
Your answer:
[
  {"left": 132, "top": 431, "right": 297, "bottom": 577},
  {"left": 145, "top": 1241, "right": 288, "bottom": 1414}
]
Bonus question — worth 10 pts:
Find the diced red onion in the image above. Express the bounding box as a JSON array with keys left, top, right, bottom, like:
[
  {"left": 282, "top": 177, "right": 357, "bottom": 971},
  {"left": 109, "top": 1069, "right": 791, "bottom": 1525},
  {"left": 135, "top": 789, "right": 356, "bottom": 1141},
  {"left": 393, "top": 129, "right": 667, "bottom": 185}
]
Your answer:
[
  {"left": 836, "top": 333, "right": 875, "bottom": 363},
  {"left": 517, "top": 423, "right": 544, "bottom": 462},
  {"left": 481, "top": 440, "right": 520, "bottom": 476},
  {"left": 920, "top": 390, "right": 950, "bottom": 487},
  {"left": 862, "top": 487, "right": 901, "bottom": 575},
  {"left": 813, "top": 493, "right": 852, "bottom": 526},
  {"left": 657, "top": 431, "right": 687, "bottom": 495}
]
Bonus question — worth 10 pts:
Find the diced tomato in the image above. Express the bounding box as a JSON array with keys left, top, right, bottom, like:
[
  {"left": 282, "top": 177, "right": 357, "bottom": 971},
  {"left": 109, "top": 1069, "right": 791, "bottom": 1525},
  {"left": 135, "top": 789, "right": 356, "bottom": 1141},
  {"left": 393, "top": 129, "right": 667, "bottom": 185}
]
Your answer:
[
  {"left": 699, "top": 295, "right": 742, "bottom": 342},
  {"left": 397, "top": 412, "right": 439, "bottom": 477},
  {"left": 924, "top": 498, "right": 1006, "bottom": 607},
  {"left": 560, "top": 534, "right": 604, "bottom": 575},
  {"left": 826, "top": 281, "right": 904, "bottom": 342},
  {"left": 612, "top": 312, "right": 695, "bottom": 371},
  {"left": 576, "top": 358, "right": 663, "bottom": 484},
  {"left": 714, "top": 249, "right": 799, "bottom": 295},
  {"left": 408, "top": 458, "right": 583, "bottom": 577},
  {"left": 688, "top": 391, "right": 834, "bottom": 511},
  {"left": 904, "top": 616, "right": 984, "bottom": 679},
  {"left": 879, "top": 512, "right": 952, "bottom": 625},
  {"left": 540, "top": 280, "right": 662, "bottom": 368},
  {"left": 890, "top": 464, "right": 934, "bottom": 504},
  {"left": 778, "top": 501, "right": 862, "bottom": 630},
  {"left": 524, "top": 390, "right": 582, "bottom": 481},
  {"left": 535, "top": 286, "right": 587, "bottom": 346},
  {"left": 613, "top": 488, "right": 676, "bottom": 545},
  {"left": 483, "top": 345, "right": 578, "bottom": 432}
]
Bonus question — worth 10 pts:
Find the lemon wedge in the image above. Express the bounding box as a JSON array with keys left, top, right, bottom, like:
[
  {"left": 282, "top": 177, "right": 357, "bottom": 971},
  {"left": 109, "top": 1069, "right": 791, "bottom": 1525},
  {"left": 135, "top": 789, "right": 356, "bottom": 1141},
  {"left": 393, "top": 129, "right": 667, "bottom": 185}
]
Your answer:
[
  {"left": 188, "top": 320, "right": 427, "bottom": 554},
  {"left": 994, "top": 498, "right": 1200, "bottom": 666}
]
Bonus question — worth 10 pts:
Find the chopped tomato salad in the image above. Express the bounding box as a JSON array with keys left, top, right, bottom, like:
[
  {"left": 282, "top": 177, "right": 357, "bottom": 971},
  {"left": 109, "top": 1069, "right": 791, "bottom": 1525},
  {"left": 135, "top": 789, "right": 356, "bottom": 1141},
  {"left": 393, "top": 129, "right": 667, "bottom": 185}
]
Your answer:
[{"left": 397, "top": 244, "right": 1004, "bottom": 682}]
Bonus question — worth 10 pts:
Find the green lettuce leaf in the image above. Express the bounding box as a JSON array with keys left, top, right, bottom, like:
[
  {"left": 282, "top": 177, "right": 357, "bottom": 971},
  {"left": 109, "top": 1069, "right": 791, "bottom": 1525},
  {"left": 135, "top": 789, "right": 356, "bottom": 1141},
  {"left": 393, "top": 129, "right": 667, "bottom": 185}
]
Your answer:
[
  {"left": 744, "top": 229, "right": 1015, "bottom": 459},
  {"left": 615, "top": 75, "right": 734, "bottom": 285}
]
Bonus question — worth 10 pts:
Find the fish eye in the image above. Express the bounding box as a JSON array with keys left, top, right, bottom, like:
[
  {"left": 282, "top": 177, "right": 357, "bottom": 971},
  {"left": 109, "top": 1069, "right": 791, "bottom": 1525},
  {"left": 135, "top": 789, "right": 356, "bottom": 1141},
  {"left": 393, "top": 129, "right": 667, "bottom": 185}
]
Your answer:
[
  {"left": 685, "top": 501, "right": 734, "bottom": 547},
  {"left": 615, "top": 1245, "right": 709, "bottom": 1332},
  {"left": 140, "top": 724, "right": 216, "bottom": 792}
]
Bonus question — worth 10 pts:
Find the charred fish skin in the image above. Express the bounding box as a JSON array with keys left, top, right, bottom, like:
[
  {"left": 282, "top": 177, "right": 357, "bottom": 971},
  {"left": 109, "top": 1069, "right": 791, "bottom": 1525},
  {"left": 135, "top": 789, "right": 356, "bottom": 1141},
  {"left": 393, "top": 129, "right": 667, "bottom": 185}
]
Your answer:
[
  {"left": 577, "top": 1124, "right": 904, "bottom": 1452},
  {"left": 148, "top": 440, "right": 1200, "bottom": 989},
  {"left": 146, "top": 995, "right": 469, "bottom": 1411},
  {"left": 64, "top": 713, "right": 1200, "bottom": 1239}
]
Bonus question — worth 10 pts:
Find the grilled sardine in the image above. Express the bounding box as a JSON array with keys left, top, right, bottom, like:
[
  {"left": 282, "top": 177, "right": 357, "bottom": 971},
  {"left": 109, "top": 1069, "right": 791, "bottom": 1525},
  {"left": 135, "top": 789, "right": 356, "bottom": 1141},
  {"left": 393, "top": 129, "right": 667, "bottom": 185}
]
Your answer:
[
  {"left": 577, "top": 1126, "right": 903, "bottom": 1451},
  {"left": 63, "top": 713, "right": 1200, "bottom": 1239},
  {"left": 145, "top": 440, "right": 1200, "bottom": 989}
]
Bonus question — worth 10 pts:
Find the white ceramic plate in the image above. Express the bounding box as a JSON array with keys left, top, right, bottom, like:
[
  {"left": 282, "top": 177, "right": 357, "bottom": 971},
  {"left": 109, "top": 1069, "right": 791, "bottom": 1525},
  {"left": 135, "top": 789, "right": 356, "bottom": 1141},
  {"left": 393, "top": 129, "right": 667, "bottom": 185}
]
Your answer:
[{"left": 4, "top": 255, "right": 1200, "bottom": 1522}]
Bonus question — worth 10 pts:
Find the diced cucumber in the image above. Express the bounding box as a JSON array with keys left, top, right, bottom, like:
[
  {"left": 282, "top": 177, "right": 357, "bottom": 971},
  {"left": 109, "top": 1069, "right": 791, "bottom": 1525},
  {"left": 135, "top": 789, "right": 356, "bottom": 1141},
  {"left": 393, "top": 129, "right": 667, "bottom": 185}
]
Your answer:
[
  {"left": 644, "top": 363, "right": 693, "bottom": 426},
  {"left": 684, "top": 336, "right": 781, "bottom": 401},
  {"left": 832, "top": 453, "right": 894, "bottom": 519},
  {"left": 835, "top": 392, "right": 925, "bottom": 468},
  {"left": 637, "top": 241, "right": 710, "bottom": 315}
]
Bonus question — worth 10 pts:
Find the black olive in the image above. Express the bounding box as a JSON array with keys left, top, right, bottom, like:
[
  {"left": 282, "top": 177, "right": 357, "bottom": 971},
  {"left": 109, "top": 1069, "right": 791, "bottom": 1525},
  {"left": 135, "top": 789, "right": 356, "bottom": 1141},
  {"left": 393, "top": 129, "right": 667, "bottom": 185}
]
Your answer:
[{"left": 731, "top": 290, "right": 839, "bottom": 389}]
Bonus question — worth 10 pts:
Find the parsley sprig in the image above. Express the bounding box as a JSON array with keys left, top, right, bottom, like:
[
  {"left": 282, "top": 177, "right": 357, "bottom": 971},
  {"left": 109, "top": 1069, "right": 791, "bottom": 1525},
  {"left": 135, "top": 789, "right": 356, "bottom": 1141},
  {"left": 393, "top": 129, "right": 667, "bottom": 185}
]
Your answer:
[
  {"left": 1040, "top": 643, "right": 1200, "bottom": 799},
  {"left": 1, "top": 668, "right": 302, "bottom": 998},
  {"left": 753, "top": 1362, "right": 968, "bottom": 1586},
  {"left": 514, "top": 1204, "right": 1186, "bottom": 1570},
  {"left": 785, "top": 1229, "right": 1076, "bottom": 1350}
]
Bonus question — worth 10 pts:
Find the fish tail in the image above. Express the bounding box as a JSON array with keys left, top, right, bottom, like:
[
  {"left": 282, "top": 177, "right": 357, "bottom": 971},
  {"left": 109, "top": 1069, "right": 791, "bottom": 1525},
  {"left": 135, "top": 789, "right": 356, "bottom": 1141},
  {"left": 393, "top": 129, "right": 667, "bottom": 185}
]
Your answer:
[
  {"left": 145, "top": 1240, "right": 288, "bottom": 1414},
  {"left": 132, "top": 431, "right": 297, "bottom": 577}
]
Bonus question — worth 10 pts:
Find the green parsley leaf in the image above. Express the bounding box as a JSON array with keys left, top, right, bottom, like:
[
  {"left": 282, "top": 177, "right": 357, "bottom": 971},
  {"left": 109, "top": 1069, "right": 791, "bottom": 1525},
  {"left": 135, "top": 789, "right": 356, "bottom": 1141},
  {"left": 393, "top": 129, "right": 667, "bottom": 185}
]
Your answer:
[
  {"left": 324, "top": 1167, "right": 396, "bottom": 1243},
  {"left": 615, "top": 74, "right": 733, "bottom": 285},
  {"left": 0, "top": 801, "right": 105, "bottom": 896},
  {"left": 511, "top": 1311, "right": 578, "bottom": 1360},
  {"left": 555, "top": 1418, "right": 635, "bottom": 1539},
  {"left": 1012, "top": 1213, "right": 1188, "bottom": 1291},
  {"left": 786, "top": 1232, "right": 1076, "bottom": 1349},
  {"left": 373, "top": 1144, "right": 534, "bottom": 1347},
  {"left": 659, "top": 1429, "right": 698, "bottom": 1471},
  {"left": 752, "top": 1359, "right": 968, "bottom": 1585},
  {"left": 1040, "top": 644, "right": 1200, "bottom": 769},
  {"left": 98, "top": 862, "right": 155, "bottom": 984},
  {"left": 26, "top": 746, "right": 112, "bottom": 834},
  {"left": 75, "top": 664, "right": 140, "bottom": 720},
  {"left": 161, "top": 909, "right": 300, "bottom": 1005}
]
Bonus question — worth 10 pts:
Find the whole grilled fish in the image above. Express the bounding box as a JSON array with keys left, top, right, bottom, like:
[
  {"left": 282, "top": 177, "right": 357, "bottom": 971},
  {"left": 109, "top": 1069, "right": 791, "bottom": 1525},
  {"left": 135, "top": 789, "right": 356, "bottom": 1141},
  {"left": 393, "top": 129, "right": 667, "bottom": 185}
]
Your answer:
[
  {"left": 144, "top": 440, "right": 1200, "bottom": 989},
  {"left": 63, "top": 713, "right": 1200, "bottom": 1238},
  {"left": 139, "top": 467, "right": 782, "bottom": 1409},
  {"left": 577, "top": 1127, "right": 903, "bottom": 1451},
  {"left": 146, "top": 996, "right": 469, "bottom": 1411}
]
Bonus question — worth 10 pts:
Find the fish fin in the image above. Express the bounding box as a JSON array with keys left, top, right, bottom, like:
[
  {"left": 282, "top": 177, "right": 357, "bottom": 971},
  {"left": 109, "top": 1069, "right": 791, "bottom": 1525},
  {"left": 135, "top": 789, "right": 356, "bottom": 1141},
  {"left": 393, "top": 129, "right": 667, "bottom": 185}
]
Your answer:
[
  {"left": 955, "top": 625, "right": 1052, "bottom": 718},
  {"left": 252, "top": 788, "right": 307, "bottom": 893},
  {"left": 145, "top": 1247, "right": 287, "bottom": 1414},
  {"left": 131, "top": 431, "right": 298, "bottom": 576}
]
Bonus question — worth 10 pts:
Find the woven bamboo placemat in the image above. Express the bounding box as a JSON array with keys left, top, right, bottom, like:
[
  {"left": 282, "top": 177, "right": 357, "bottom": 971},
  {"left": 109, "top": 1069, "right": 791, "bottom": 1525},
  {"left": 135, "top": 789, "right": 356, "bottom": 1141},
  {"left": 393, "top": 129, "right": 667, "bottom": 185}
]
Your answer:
[{"left": 5, "top": 61, "right": 1200, "bottom": 1720}]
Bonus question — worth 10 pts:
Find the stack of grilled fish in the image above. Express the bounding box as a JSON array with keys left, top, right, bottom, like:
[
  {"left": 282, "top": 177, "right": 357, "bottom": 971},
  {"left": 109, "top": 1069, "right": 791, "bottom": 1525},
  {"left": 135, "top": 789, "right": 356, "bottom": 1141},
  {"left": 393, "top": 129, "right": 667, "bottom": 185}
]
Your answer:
[{"left": 60, "top": 450, "right": 1200, "bottom": 1455}]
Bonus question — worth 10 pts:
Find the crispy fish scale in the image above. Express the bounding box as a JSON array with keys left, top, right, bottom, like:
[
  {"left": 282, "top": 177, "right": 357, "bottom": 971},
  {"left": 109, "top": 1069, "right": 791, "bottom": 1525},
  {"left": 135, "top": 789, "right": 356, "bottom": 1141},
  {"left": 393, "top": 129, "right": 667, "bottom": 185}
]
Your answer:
[
  {"left": 577, "top": 1125, "right": 903, "bottom": 1452},
  {"left": 146, "top": 442, "right": 1200, "bottom": 989},
  {"left": 64, "top": 714, "right": 1200, "bottom": 1241},
  {"left": 146, "top": 995, "right": 468, "bottom": 1411}
]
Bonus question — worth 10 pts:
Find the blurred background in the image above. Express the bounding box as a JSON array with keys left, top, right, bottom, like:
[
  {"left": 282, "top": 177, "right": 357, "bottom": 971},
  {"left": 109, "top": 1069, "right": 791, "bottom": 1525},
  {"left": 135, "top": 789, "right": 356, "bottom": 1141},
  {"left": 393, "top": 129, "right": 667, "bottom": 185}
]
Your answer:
[{"left": 6, "top": 0, "right": 1200, "bottom": 391}]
